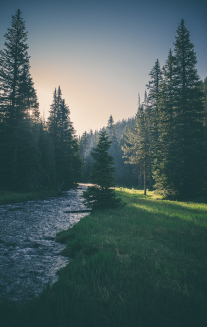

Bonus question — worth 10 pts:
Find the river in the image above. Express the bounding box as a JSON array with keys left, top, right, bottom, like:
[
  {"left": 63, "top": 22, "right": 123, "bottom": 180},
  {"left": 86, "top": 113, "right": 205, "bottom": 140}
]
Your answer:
[{"left": 0, "top": 184, "right": 89, "bottom": 303}]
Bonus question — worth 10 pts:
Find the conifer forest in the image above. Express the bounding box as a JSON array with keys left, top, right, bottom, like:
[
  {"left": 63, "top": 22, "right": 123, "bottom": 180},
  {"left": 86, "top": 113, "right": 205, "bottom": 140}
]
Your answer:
[{"left": 0, "top": 10, "right": 207, "bottom": 201}]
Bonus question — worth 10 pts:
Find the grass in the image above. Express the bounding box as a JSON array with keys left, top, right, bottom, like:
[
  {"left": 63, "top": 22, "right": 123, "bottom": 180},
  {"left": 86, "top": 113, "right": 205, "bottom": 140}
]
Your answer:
[
  {"left": 0, "top": 190, "right": 60, "bottom": 205},
  {"left": 1, "top": 188, "right": 207, "bottom": 327}
]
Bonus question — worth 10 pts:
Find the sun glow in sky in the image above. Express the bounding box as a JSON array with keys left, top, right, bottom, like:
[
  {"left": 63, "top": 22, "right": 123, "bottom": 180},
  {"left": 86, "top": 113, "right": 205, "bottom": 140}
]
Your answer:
[{"left": 0, "top": 0, "right": 207, "bottom": 135}]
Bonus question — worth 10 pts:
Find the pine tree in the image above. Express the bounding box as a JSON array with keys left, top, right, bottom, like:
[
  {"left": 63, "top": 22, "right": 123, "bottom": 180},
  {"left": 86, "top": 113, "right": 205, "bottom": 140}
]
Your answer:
[
  {"left": 153, "top": 49, "right": 177, "bottom": 196},
  {"left": 79, "top": 131, "right": 90, "bottom": 181},
  {"left": 47, "top": 86, "right": 82, "bottom": 190},
  {"left": 203, "top": 78, "right": 207, "bottom": 153},
  {"left": 0, "top": 9, "right": 39, "bottom": 124},
  {"left": 122, "top": 94, "right": 151, "bottom": 195},
  {"left": 37, "top": 119, "right": 56, "bottom": 189},
  {"left": 203, "top": 77, "right": 207, "bottom": 115},
  {"left": 107, "top": 115, "right": 118, "bottom": 149},
  {"left": 83, "top": 130, "right": 122, "bottom": 210},
  {"left": 146, "top": 59, "right": 162, "bottom": 150},
  {"left": 79, "top": 130, "right": 97, "bottom": 182},
  {"left": 153, "top": 20, "right": 206, "bottom": 199},
  {"left": 0, "top": 9, "right": 40, "bottom": 191},
  {"left": 172, "top": 19, "right": 206, "bottom": 199},
  {"left": 106, "top": 115, "right": 125, "bottom": 183},
  {"left": 107, "top": 115, "right": 115, "bottom": 138},
  {"left": 137, "top": 95, "right": 151, "bottom": 195}
]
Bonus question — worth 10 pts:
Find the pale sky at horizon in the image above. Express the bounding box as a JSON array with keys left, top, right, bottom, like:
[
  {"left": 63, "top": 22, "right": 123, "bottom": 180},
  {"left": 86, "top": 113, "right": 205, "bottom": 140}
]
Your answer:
[{"left": 0, "top": 0, "right": 207, "bottom": 136}]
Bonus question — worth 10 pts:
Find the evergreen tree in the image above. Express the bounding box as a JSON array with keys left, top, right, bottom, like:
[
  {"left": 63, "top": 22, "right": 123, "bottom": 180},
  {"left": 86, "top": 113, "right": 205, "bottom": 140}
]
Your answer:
[
  {"left": 114, "top": 117, "right": 136, "bottom": 141},
  {"left": 201, "top": 77, "right": 207, "bottom": 130},
  {"left": 119, "top": 125, "right": 137, "bottom": 186},
  {"left": 106, "top": 115, "right": 125, "bottom": 184},
  {"left": 79, "top": 131, "right": 90, "bottom": 181},
  {"left": 47, "top": 86, "right": 81, "bottom": 190},
  {"left": 79, "top": 130, "right": 98, "bottom": 182},
  {"left": 153, "top": 20, "right": 206, "bottom": 199},
  {"left": 107, "top": 115, "right": 115, "bottom": 138},
  {"left": 48, "top": 88, "right": 58, "bottom": 137},
  {"left": 79, "top": 117, "right": 137, "bottom": 186},
  {"left": 153, "top": 49, "right": 177, "bottom": 196},
  {"left": 0, "top": 9, "right": 40, "bottom": 191},
  {"left": 146, "top": 59, "right": 162, "bottom": 150},
  {"left": 203, "top": 78, "right": 207, "bottom": 113},
  {"left": 107, "top": 115, "right": 118, "bottom": 149},
  {"left": 171, "top": 19, "right": 206, "bottom": 198},
  {"left": 83, "top": 131, "right": 121, "bottom": 210},
  {"left": 0, "top": 9, "right": 39, "bottom": 124},
  {"left": 122, "top": 94, "right": 151, "bottom": 195},
  {"left": 37, "top": 120, "right": 56, "bottom": 189}
]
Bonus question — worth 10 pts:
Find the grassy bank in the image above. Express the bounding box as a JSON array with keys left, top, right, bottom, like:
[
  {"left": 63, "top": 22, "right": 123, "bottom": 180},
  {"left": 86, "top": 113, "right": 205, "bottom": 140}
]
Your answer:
[
  {"left": 0, "top": 190, "right": 60, "bottom": 205},
  {"left": 1, "top": 188, "right": 207, "bottom": 327}
]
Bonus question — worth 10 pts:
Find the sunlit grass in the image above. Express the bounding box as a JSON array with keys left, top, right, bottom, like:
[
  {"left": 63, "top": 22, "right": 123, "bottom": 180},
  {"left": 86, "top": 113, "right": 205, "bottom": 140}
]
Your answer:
[
  {"left": 117, "top": 187, "right": 207, "bottom": 225},
  {"left": 1, "top": 187, "right": 207, "bottom": 327}
]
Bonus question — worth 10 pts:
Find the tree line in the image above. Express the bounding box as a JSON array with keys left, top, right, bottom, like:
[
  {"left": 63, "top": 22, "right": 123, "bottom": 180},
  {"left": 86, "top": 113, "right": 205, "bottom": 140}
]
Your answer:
[
  {"left": 1, "top": 11, "right": 206, "bottom": 201},
  {"left": 79, "top": 20, "right": 207, "bottom": 200},
  {"left": 0, "top": 10, "right": 81, "bottom": 192}
]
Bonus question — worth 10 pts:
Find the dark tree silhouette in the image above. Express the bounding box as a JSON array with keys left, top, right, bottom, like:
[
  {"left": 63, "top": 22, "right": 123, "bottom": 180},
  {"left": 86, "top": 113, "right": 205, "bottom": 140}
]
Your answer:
[
  {"left": 153, "top": 19, "right": 206, "bottom": 199},
  {"left": 0, "top": 9, "right": 39, "bottom": 124},
  {"left": 0, "top": 9, "right": 41, "bottom": 191},
  {"left": 122, "top": 93, "right": 151, "bottom": 195},
  {"left": 47, "top": 86, "right": 82, "bottom": 190},
  {"left": 83, "top": 130, "right": 122, "bottom": 210}
]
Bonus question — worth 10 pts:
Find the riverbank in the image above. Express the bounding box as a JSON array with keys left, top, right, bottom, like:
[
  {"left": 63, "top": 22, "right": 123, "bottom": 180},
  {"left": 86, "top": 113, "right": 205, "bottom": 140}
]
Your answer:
[
  {"left": 0, "top": 190, "right": 60, "bottom": 205},
  {"left": 1, "top": 187, "right": 207, "bottom": 326}
]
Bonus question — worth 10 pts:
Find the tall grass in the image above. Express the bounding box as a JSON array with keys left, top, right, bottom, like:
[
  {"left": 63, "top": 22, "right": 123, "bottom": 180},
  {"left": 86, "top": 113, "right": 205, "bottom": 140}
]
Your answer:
[{"left": 1, "top": 188, "right": 207, "bottom": 327}]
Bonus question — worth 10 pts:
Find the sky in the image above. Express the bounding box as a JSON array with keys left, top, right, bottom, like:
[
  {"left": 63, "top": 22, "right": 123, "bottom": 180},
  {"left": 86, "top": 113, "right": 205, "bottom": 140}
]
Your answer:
[{"left": 0, "top": 0, "right": 207, "bottom": 136}]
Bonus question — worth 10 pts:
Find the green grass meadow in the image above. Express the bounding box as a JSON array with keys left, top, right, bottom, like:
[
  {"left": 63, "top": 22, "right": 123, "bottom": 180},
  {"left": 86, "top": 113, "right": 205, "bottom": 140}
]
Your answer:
[{"left": 1, "top": 188, "right": 207, "bottom": 326}]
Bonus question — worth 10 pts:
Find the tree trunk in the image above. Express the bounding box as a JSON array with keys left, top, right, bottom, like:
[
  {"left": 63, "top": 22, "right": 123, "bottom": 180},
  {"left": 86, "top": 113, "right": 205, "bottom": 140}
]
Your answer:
[{"left": 144, "top": 163, "right": 146, "bottom": 196}]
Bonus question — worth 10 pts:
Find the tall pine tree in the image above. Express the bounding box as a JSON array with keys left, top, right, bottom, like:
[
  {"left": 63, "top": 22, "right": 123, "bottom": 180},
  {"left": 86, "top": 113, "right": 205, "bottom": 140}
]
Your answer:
[
  {"left": 0, "top": 9, "right": 40, "bottom": 191},
  {"left": 122, "top": 93, "right": 151, "bottom": 194},
  {"left": 146, "top": 59, "right": 162, "bottom": 152},
  {"left": 106, "top": 115, "right": 125, "bottom": 184},
  {"left": 153, "top": 49, "right": 177, "bottom": 196},
  {"left": 47, "top": 87, "right": 81, "bottom": 190},
  {"left": 153, "top": 20, "right": 206, "bottom": 199},
  {"left": 172, "top": 20, "right": 206, "bottom": 199},
  {"left": 0, "top": 9, "right": 39, "bottom": 124}
]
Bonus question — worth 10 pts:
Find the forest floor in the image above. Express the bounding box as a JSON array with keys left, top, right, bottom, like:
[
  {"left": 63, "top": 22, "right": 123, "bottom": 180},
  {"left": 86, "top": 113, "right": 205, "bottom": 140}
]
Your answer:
[{"left": 1, "top": 188, "right": 207, "bottom": 327}]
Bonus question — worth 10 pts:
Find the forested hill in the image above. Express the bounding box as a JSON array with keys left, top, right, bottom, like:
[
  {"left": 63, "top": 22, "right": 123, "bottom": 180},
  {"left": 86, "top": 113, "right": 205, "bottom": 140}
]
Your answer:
[
  {"left": 114, "top": 117, "right": 136, "bottom": 141},
  {"left": 78, "top": 116, "right": 137, "bottom": 186}
]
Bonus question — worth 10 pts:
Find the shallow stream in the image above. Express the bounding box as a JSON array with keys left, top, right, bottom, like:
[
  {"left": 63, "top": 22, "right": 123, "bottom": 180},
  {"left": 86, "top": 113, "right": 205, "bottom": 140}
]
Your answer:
[{"left": 0, "top": 185, "right": 89, "bottom": 303}]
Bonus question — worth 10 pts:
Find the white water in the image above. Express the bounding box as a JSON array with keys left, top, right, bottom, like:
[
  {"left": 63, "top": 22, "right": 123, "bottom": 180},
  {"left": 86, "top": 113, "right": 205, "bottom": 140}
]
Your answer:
[{"left": 0, "top": 185, "right": 89, "bottom": 303}]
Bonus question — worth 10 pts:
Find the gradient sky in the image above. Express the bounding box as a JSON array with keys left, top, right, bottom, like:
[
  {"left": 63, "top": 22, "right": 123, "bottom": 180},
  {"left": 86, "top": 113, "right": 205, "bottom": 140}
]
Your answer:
[{"left": 0, "top": 0, "right": 207, "bottom": 135}]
